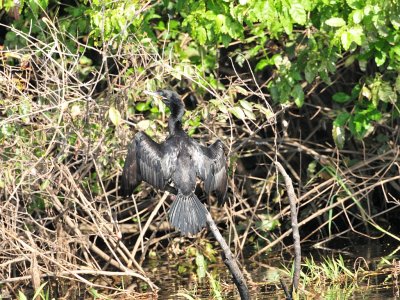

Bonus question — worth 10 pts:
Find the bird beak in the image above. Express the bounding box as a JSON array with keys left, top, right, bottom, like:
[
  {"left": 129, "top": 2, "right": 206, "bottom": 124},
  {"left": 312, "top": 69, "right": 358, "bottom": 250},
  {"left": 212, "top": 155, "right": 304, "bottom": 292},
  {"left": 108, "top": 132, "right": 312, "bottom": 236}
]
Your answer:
[
  {"left": 143, "top": 90, "right": 161, "bottom": 98},
  {"left": 144, "top": 90, "right": 170, "bottom": 107},
  {"left": 144, "top": 90, "right": 169, "bottom": 114}
]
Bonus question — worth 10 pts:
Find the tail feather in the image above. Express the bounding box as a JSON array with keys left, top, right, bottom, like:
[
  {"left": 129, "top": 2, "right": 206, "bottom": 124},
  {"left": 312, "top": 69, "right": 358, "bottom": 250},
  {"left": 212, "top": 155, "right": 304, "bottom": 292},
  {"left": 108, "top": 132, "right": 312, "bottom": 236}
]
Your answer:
[{"left": 169, "top": 193, "right": 207, "bottom": 236}]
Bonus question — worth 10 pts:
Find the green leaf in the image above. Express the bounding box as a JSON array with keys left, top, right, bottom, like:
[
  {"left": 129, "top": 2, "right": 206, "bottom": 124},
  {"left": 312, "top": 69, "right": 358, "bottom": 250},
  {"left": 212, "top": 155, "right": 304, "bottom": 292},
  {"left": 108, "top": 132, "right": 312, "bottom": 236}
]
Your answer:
[
  {"left": 346, "top": 0, "right": 363, "bottom": 9},
  {"left": 108, "top": 106, "right": 121, "bottom": 126},
  {"left": 18, "top": 291, "right": 28, "bottom": 300},
  {"left": 375, "top": 51, "right": 386, "bottom": 66},
  {"left": 348, "top": 26, "right": 363, "bottom": 45},
  {"left": 217, "top": 103, "right": 229, "bottom": 114},
  {"left": 378, "top": 81, "right": 396, "bottom": 103},
  {"left": 291, "top": 84, "right": 304, "bottom": 107},
  {"left": 305, "top": 62, "right": 317, "bottom": 83},
  {"left": 243, "top": 108, "right": 256, "bottom": 120},
  {"left": 395, "top": 76, "right": 400, "bottom": 92},
  {"left": 136, "top": 120, "right": 151, "bottom": 131},
  {"left": 135, "top": 102, "right": 150, "bottom": 112},
  {"left": 333, "top": 112, "right": 351, "bottom": 126},
  {"left": 289, "top": 3, "right": 307, "bottom": 25},
  {"left": 332, "top": 92, "right": 352, "bottom": 103},
  {"left": 254, "top": 104, "right": 274, "bottom": 119},
  {"left": 195, "top": 252, "right": 206, "bottom": 279},
  {"left": 255, "top": 59, "right": 271, "bottom": 71},
  {"left": 362, "top": 86, "right": 372, "bottom": 100},
  {"left": 215, "top": 14, "right": 227, "bottom": 34},
  {"left": 234, "top": 86, "right": 249, "bottom": 96},
  {"left": 229, "top": 106, "right": 246, "bottom": 120},
  {"left": 197, "top": 27, "right": 207, "bottom": 45},
  {"left": 325, "top": 17, "right": 346, "bottom": 27},
  {"left": 352, "top": 10, "right": 364, "bottom": 24},
  {"left": 341, "top": 31, "right": 352, "bottom": 51},
  {"left": 239, "top": 99, "right": 253, "bottom": 111}
]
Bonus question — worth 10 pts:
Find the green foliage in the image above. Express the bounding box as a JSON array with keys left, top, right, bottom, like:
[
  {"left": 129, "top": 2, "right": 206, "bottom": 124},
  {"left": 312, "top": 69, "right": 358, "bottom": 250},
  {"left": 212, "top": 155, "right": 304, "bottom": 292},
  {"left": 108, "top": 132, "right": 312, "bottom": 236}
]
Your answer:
[
  {"left": 3, "top": 0, "right": 398, "bottom": 146},
  {"left": 17, "top": 282, "right": 49, "bottom": 300}
]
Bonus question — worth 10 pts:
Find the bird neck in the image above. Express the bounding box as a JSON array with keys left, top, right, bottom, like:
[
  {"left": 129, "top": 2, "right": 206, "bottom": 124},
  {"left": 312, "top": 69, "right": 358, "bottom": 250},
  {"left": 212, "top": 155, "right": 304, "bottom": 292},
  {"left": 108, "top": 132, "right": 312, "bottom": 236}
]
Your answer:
[
  {"left": 168, "top": 100, "right": 185, "bottom": 135},
  {"left": 168, "top": 117, "right": 183, "bottom": 135}
]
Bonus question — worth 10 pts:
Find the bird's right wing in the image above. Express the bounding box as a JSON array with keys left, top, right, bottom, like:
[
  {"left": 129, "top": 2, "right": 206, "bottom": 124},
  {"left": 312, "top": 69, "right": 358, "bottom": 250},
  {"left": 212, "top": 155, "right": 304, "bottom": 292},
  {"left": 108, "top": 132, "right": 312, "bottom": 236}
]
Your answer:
[
  {"left": 121, "top": 132, "right": 169, "bottom": 196},
  {"left": 193, "top": 140, "right": 228, "bottom": 205}
]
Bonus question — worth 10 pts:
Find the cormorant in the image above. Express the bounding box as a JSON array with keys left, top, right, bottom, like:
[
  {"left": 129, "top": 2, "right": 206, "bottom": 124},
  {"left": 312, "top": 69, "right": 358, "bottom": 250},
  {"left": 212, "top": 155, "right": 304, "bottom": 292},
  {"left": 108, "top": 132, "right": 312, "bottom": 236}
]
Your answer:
[{"left": 121, "top": 90, "right": 228, "bottom": 235}]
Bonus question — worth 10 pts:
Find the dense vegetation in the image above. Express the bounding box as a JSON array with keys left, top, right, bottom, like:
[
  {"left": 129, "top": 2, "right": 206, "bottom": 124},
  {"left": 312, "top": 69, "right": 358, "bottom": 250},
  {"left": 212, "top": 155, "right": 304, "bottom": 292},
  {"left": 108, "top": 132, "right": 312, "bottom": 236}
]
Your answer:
[{"left": 1, "top": 0, "right": 399, "bottom": 298}]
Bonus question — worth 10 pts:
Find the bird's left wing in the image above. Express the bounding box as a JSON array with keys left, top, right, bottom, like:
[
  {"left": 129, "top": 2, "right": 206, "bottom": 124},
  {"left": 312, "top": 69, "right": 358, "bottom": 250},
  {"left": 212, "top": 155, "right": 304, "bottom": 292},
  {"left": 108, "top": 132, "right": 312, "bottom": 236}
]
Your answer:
[
  {"left": 121, "top": 138, "right": 141, "bottom": 196},
  {"left": 193, "top": 140, "right": 228, "bottom": 205}
]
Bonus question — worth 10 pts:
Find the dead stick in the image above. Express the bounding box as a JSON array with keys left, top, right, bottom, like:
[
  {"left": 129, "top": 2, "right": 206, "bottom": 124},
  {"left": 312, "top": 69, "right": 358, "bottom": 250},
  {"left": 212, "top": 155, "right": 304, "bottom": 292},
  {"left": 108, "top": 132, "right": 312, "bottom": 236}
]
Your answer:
[
  {"left": 274, "top": 161, "right": 301, "bottom": 294},
  {"left": 205, "top": 209, "right": 250, "bottom": 300}
]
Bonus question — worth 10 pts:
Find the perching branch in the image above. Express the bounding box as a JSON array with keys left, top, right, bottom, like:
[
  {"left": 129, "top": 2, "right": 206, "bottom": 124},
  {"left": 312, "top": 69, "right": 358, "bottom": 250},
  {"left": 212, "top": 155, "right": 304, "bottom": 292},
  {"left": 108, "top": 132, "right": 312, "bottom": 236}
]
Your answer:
[
  {"left": 274, "top": 161, "right": 301, "bottom": 296},
  {"left": 205, "top": 209, "right": 251, "bottom": 300}
]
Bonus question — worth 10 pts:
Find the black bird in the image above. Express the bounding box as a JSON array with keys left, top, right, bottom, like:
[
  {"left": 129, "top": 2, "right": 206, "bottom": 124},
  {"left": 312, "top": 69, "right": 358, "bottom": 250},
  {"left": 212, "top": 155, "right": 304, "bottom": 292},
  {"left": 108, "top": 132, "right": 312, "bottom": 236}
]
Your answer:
[{"left": 121, "top": 90, "right": 228, "bottom": 235}]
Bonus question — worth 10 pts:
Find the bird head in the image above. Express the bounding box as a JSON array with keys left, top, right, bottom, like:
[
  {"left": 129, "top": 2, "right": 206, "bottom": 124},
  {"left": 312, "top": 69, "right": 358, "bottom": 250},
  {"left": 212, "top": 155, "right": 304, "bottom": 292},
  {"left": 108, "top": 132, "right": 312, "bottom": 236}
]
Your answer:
[
  {"left": 144, "top": 89, "right": 183, "bottom": 110},
  {"left": 144, "top": 89, "right": 185, "bottom": 132}
]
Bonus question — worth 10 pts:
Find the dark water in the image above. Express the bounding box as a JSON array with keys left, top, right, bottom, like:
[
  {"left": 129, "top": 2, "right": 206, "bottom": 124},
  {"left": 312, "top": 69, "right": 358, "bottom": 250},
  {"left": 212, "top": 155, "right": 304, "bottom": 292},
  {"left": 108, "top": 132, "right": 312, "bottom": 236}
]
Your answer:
[{"left": 143, "top": 238, "right": 400, "bottom": 299}]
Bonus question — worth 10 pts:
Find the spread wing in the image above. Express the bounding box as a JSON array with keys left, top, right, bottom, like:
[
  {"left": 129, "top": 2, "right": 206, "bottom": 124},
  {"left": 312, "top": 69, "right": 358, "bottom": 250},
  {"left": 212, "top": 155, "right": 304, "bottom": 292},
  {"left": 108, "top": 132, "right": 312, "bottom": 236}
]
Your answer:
[
  {"left": 121, "top": 132, "right": 170, "bottom": 196},
  {"left": 121, "top": 137, "right": 141, "bottom": 196},
  {"left": 193, "top": 139, "right": 228, "bottom": 205}
]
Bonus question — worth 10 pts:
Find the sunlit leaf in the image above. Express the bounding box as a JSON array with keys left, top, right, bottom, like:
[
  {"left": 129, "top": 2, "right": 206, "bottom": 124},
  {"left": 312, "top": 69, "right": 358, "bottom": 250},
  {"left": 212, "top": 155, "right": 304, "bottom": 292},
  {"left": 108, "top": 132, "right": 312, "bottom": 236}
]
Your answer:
[
  {"left": 375, "top": 51, "right": 386, "bottom": 66},
  {"left": 289, "top": 3, "right": 307, "bottom": 25},
  {"left": 197, "top": 27, "right": 207, "bottom": 45},
  {"left": 218, "top": 103, "right": 229, "bottom": 114},
  {"left": 362, "top": 86, "right": 372, "bottom": 100},
  {"left": 243, "top": 108, "right": 256, "bottom": 120},
  {"left": 346, "top": 0, "right": 363, "bottom": 9},
  {"left": 234, "top": 86, "right": 249, "bottom": 96},
  {"left": 239, "top": 99, "right": 253, "bottom": 111},
  {"left": 348, "top": 26, "right": 363, "bottom": 45},
  {"left": 18, "top": 291, "right": 28, "bottom": 300},
  {"left": 352, "top": 10, "right": 363, "bottom": 23},
  {"left": 136, "top": 120, "right": 151, "bottom": 131},
  {"left": 229, "top": 106, "right": 246, "bottom": 120},
  {"left": 378, "top": 81, "right": 396, "bottom": 103},
  {"left": 108, "top": 106, "right": 121, "bottom": 126},
  {"left": 195, "top": 252, "right": 206, "bottom": 279},
  {"left": 341, "top": 31, "right": 352, "bottom": 51},
  {"left": 325, "top": 17, "right": 346, "bottom": 27},
  {"left": 332, "top": 124, "right": 346, "bottom": 149}
]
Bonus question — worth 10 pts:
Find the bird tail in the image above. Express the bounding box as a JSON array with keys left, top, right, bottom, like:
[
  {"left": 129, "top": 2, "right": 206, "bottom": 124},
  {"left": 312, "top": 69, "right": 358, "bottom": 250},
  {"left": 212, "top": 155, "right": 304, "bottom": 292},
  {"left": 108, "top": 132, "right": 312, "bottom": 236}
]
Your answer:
[{"left": 169, "top": 193, "right": 208, "bottom": 236}]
